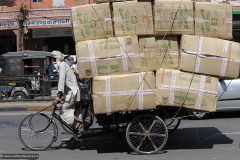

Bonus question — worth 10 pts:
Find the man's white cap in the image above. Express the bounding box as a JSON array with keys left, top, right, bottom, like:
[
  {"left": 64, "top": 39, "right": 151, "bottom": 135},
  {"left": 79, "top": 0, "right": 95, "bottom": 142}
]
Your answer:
[{"left": 51, "top": 50, "right": 67, "bottom": 61}]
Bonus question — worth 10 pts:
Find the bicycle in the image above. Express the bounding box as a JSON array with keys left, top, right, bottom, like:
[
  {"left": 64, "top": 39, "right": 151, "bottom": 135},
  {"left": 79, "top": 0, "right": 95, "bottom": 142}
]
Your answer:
[{"left": 18, "top": 101, "right": 94, "bottom": 151}]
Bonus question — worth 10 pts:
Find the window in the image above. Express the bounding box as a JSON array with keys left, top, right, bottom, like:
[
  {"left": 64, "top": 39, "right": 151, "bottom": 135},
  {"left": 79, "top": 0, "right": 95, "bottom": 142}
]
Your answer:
[
  {"left": 0, "top": 0, "right": 15, "bottom": 6},
  {"left": 32, "top": 0, "right": 43, "bottom": 2}
]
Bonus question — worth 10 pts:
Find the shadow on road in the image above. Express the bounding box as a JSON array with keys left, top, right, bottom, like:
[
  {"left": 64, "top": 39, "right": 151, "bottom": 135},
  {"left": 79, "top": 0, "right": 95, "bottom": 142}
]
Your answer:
[
  {"left": 166, "top": 127, "right": 233, "bottom": 150},
  {"left": 50, "top": 127, "right": 233, "bottom": 153},
  {"left": 52, "top": 132, "right": 132, "bottom": 153}
]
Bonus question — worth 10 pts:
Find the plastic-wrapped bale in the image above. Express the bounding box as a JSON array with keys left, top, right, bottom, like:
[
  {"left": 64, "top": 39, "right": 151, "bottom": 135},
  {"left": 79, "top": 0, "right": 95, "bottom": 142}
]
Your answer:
[
  {"left": 194, "top": 2, "right": 232, "bottom": 39},
  {"left": 112, "top": 1, "right": 154, "bottom": 37},
  {"left": 76, "top": 36, "right": 143, "bottom": 78},
  {"left": 155, "top": 68, "right": 218, "bottom": 112},
  {"left": 179, "top": 34, "right": 240, "bottom": 79},
  {"left": 93, "top": 72, "right": 156, "bottom": 114},
  {"left": 154, "top": 0, "right": 194, "bottom": 35},
  {"left": 71, "top": 3, "right": 113, "bottom": 42},
  {"left": 139, "top": 36, "right": 179, "bottom": 70}
]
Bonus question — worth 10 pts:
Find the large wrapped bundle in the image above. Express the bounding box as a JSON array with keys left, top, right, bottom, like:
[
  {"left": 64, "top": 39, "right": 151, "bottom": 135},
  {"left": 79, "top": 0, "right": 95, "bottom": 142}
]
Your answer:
[
  {"left": 67, "top": 0, "right": 95, "bottom": 6},
  {"left": 155, "top": 68, "right": 218, "bottom": 112},
  {"left": 96, "top": 0, "right": 135, "bottom": 3},
  {"left": 76, "top": 36, "right": 143, "bottom": 78},
  {"left": 139, "top": 36, "right": 179, "bottom": 70},
  {"left": 93, "top": 72, "right": 156, "bottom": 114},
  {"left": 71, "top": 3, "right": 113, "bottom": 42},
  {"left": 179, "top": 35, "right": 240, "bottom": 79},
  {"left": 112, "top": 1, "right": 154, "bottom": 36},
  {"left": 194, "top": 2, "right": 232, "bottom": 39},
  {"left": 154, "top": 0, "right": 194, "bottom": 35}
]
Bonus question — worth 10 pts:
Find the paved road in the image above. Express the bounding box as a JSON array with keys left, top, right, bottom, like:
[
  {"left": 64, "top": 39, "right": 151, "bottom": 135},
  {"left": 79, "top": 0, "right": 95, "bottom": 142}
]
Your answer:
[{"left": 0, "top": 111, "right": 240, "bottom": 160}]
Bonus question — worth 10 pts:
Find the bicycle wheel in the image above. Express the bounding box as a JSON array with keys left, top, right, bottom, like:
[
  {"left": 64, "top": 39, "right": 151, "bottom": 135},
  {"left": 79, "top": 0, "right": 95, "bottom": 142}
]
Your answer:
[
  {"left": 18, "top": 113, "right": 57, "bottom": 151},
  {"left": 126, "top": 114, "right": 168, "bottom": 154},
  {"left": 164, "top": 118, "right": 181, "bottom": 134}
]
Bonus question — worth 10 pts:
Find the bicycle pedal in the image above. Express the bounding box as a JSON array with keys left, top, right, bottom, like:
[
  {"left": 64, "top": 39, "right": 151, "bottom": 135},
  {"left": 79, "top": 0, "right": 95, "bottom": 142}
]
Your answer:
[
  {"left": 67, "top": 137, "right": 76, "bottom": 143},
  {"left": 73, "top": 135, "right": 83, "bottom": 142}
]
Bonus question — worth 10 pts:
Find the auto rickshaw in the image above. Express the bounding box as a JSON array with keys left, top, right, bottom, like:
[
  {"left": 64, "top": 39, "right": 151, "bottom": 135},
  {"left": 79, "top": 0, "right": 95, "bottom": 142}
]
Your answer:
[{"left": 0, "top": 50, "right": 58, "bottom": 100}]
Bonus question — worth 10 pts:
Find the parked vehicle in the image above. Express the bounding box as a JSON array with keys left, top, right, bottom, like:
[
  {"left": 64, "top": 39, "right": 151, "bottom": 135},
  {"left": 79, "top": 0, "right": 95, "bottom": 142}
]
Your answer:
[
  {"left": 188, "top": 78, "right": 240, "bottom": 119},
  {"left": 0, "top": 50, "right": 58, "bottom": 100}
]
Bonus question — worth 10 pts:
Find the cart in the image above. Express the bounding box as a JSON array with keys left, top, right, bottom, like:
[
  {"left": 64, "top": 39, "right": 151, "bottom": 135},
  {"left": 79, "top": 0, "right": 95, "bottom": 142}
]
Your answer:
[{"left": 18, "top": 79, "right": 181, "bottom": 155}]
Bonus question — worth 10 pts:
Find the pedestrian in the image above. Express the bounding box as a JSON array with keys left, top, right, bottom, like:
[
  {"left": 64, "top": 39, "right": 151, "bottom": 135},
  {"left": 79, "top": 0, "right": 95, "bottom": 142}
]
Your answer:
[
  {"left": 47, "top": 59, "right": 57, "bottom": 75},
  {"left": 47, "top": 58, "right": 58, "bottom": 79},
  {"left": 50, "top": 50, "right": 84, "bottom": 135}
]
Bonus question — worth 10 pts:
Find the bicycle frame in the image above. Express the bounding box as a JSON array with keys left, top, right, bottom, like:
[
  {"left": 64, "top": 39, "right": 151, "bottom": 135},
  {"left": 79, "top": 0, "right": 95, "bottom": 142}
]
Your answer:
[{"left": 52, "top": 105, "right": 76, "bottom": 133}]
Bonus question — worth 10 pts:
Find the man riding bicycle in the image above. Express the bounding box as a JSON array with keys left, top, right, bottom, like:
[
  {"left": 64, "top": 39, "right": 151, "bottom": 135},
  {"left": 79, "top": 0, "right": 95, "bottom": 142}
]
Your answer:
[{"left": 51, "top": 50, "right": 84, "bottom": 135}]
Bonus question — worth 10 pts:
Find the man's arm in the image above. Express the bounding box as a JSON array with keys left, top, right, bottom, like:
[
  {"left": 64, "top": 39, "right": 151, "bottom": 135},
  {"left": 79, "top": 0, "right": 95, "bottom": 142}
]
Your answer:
[
  {"left": 52, "top": 62, "right": 66, "bottom": 106},
  {"left": 52, "top": 91, "right": 62, "bottom": 106},
  {"left": 58, "top": 62, "right": 67, "bottom": 93}
]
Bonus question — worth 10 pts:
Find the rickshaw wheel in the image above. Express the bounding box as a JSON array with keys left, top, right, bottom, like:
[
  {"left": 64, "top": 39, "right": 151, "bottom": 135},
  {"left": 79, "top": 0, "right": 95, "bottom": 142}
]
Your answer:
[
  {"left": 13, "top": 92, "right": 26, "bottom": 100},
  {"left": 126, "top": 114, "right": 168, "bottom": 154}
]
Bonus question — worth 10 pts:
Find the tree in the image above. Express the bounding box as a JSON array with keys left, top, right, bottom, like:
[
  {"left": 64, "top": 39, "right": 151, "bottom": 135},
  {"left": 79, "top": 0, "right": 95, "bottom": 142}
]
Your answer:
[{"left": 17, "top": 0, "right": 29, "bottom": 51}]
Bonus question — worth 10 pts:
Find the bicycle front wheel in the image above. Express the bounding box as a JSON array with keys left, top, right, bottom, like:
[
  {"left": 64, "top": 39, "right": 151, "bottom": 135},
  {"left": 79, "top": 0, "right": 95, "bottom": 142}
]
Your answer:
[{"left": 18, "top": 113, "right": 57, "bottom": 151}]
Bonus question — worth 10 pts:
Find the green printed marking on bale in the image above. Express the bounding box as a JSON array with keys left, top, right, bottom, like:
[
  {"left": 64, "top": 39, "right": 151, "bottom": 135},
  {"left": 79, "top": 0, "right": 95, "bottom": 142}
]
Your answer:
[
  {"left": 174, "top": 95, "right": 195, "bottom": 104},
  {"left": 99, "top": 43, "right": 120, "bottom": 50},
  {"left": 97, "top": 65, "right": 108, "bottom": 71},
  {"left": 179, "top": 76, "right": 200, "bottom": 84},
  {"left": 124, "top": 9, "right": 130, "bottom": 32},
  {"left": 205, "top": 10, "right": 211, "bottom": 33},
  {"left": 162, "top": 41, "right": 169, "bottom": 64},
  {"left": 110, "top": 64, "right": 118, "bottom": 70},
  {"left": 83, "top": 13, "right": 90, "bottom": 35},
  {"left": 97, "top": 64, "right": 119, "bottom": 72},
  {"left": 178, "top": 4, "right": 183, "bottom": 28}
]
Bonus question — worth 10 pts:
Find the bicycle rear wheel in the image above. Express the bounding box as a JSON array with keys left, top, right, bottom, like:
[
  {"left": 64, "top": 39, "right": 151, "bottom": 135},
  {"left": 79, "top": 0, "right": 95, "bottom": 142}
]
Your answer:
[{"left": 18, "top": 113, "right": 57, "bottom": 151}]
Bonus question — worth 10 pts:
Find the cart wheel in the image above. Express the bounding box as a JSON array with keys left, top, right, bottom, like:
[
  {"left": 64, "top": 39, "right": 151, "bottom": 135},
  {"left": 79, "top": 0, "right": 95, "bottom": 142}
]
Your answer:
[
  {"left": 18, "top": 113, "right": 57, "bottom": 151},
  {"left": 164, "top": 118, "right": 180, "bottom": 134},
  {"left": 126, "top": 114, "right": 168, "bottom": 154}
]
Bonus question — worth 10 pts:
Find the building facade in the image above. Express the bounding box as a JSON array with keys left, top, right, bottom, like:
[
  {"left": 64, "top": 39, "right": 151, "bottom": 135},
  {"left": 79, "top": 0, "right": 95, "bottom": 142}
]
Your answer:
[
  {"left": 1, "top": 0, "right": 240, "bottom": 55},
  {"left": 0, "top": 0, "right": 94, "bottom": 55}
]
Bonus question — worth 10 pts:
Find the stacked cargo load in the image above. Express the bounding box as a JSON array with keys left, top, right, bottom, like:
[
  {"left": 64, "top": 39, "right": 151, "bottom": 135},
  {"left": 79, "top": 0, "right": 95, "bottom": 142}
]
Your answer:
[
  {"left": 194, "top": 2, "right": 232, "bottom": 39},
  {"left": 75, "top": 36, "right": 143, "bottom": 78},
  {"left": 71, "top": 3, "right": 113, "bottom": 42},
  {"left": 138, "top": 36, "right": 179, "bottom": 70},
  {"left": 179, "top": 34, "right": 240, "bottom": 79},
  {"left": 71, "top": 0, "right": 240, "bottom": 114},
  {"left": 92, "top": 72, "right": 156, "bottom": 114},
  {"left": 155, "top": 68, "right": 218, "bottom": 112},
  {"left": 112, "top": 1, "right": 154, "bottom": 36},
  {"left": 154, "top": 0, "right": 194, "bottom": 35}
]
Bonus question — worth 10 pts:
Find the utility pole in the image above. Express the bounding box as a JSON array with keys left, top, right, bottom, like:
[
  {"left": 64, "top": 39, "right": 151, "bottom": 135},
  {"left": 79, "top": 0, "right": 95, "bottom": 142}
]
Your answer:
[
  {"left": 18, "top": 2, "right": 28, "bottom": 51},
  {"left": 1, "top": 0, "right": 3, "bottom": 11}
]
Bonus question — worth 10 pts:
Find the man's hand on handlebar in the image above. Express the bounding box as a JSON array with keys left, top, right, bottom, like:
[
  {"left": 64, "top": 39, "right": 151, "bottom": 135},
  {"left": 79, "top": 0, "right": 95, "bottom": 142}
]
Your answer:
[
  {"left": 52, "top": 99, "right": 60, "bottom": 106},
  {"left": 52, "top": 91, "right": 63, "bottom": 106}
]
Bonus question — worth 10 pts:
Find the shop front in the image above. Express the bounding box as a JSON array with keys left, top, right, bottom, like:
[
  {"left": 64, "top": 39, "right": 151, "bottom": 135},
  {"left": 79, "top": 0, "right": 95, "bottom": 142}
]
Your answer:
[{"left": 0, "top": 8, "right": 74, "bottom": 55}]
